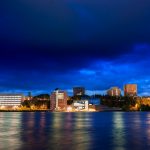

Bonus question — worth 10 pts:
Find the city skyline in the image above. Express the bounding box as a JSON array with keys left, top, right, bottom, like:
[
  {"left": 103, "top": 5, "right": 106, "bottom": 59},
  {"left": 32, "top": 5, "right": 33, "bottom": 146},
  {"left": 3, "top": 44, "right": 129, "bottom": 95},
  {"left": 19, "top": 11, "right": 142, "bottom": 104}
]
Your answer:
[
  {"left": 0, "top": 84, "right": 140, "bottom": 97},
  {"left": 1, "top": 1, "right": 150, "bottom": 150},
  {"left": 1, "top": 0, "right": 150, "bottom": 96}
]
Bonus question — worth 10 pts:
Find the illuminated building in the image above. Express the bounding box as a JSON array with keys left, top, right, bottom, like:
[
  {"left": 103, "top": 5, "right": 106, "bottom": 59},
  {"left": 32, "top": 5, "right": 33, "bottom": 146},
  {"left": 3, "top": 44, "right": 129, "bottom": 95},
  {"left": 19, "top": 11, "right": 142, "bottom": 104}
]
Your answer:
[
  {"left": 72, "top": 100, "right": 88, "bottom": 111},
  {"left": 0, "top": 94, "right": 24, "bottom": 109},
  {"left": 124, "top": 84, "right": 137, "bottom": 96},
  {"left": 73, "top": 87, "right": 85, "bottom": 96},
  {"left": 50, "top": 89, "right": 68, "bottom": 111},
  {"left": 107, "top": 87, "right": 121, "bottom": 96},
  {"left": 28, "top": 91, "right": 33, "bottom": 100},
  {"left": 24, "top": 92, "right": 33, "bottom": 101}
]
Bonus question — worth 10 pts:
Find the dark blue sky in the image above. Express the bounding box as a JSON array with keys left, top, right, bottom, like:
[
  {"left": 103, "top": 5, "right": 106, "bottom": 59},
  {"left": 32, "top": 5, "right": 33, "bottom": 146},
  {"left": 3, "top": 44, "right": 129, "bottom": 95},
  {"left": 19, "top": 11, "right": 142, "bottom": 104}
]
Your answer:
[{"left": 0, "top": 0, "right": 150, "bottom": 96}]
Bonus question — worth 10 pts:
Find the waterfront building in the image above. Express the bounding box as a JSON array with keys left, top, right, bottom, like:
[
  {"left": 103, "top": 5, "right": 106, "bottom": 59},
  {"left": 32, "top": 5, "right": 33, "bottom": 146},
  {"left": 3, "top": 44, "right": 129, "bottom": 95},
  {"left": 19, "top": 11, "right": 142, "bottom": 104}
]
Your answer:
[
  {"left": 50, "top": 89, "right": 68, "bottom": 111},
  {"left": 72, "top": 100, "right": 88, "bottom": 111},
  {"left": 124, "top": 84, "right": 137, "bottom": 96},
  {"left": 0, "top": 94, "right": 24, "bottom": 109},
  {"left": 73, "top": 87, "right": 85, "bottom": 96},
  {"left": 107, "top": 87, "right": 121, "bottom": 96}
]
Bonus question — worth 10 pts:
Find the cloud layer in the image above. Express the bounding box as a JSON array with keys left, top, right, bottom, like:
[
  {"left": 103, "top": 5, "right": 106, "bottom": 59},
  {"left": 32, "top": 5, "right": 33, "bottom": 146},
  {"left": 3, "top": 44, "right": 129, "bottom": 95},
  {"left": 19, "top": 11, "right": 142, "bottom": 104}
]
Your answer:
[{"left": 0, "top": 0, "right": 150, "bottom": 95}]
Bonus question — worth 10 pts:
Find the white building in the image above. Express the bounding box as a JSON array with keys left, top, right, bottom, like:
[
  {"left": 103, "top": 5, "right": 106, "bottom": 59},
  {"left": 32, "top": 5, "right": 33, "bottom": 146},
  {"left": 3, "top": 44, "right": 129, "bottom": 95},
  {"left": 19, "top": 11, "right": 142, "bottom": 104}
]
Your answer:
[
  {"left": 0, "top": 94, "right": 24, "bottom": 108},
  {"left": 72, "top": 100, "right": 89, "bottom": 111}
]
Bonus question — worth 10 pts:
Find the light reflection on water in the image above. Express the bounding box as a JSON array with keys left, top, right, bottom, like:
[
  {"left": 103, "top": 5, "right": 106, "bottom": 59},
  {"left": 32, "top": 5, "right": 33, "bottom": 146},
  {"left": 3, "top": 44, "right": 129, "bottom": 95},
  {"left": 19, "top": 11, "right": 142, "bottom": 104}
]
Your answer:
[
  {"left": 50, "top": 113, "right": 92, "bottom": 150},
  {"left": 0, "top": 112, "right": 22, "bottom": 150},
  {"left": 146, "top": 113, "right": 150, "bottom": 141},
  {"left": 0, "top": 112, "right": 150, "bottom": 149},
  {"left": 112, "top": 113, "right": 126, "bottom": 150}
]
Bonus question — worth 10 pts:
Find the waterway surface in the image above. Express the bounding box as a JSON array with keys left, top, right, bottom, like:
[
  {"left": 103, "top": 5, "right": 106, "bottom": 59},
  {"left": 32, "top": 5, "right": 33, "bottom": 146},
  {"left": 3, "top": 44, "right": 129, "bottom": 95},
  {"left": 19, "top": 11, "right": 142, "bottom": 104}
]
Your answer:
[{"left": 0, "top": 112, "right": 150, "bottom": 150}]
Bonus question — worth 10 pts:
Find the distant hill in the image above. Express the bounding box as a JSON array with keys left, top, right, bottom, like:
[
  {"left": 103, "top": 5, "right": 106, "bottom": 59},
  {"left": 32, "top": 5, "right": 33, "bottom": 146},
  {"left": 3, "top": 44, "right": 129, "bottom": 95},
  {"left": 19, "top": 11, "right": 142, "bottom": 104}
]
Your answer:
[{"left": 33, "top": 94, "right": 50, "bottom": 100}]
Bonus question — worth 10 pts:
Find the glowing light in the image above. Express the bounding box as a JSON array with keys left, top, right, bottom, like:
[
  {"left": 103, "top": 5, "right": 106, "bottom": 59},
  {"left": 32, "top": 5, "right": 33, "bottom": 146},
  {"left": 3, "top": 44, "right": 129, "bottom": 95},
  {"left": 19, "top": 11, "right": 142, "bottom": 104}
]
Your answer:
[
  {"left": 67, "top": 106, "right": 72, "bottom": 112},
  {"left": 135, "top": 103, "right": 138, "bottom": 109},
  {"left": 0, "top": 106, "right": 5, "bottom": 109},
  {"left": 88, "top": 108, "right": 96, "bottom": 112},
  {"left": 13, "top": 106, "right": 18, "bottom": 110}
]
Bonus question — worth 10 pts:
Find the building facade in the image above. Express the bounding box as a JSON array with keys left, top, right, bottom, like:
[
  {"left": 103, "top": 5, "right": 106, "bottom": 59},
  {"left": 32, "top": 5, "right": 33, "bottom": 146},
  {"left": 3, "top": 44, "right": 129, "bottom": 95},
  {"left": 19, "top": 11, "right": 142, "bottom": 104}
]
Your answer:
[
  {"left": 73, "top": 87, "right": 85, "bottom": 96},
  {"left": 72, "top": 100, "right": 88, "bottom": 111},
  {"left": 107, "top": 87, "right": 121, "bottom": 96},
  {"left": 124, "top": 84, "right": 137, "bottom": 96},
  {"left": 50, "top": 89, "right": 68, "bottom": 111},
  {"left": 0, "top": 94, "right": 24, "bottom": 109}
]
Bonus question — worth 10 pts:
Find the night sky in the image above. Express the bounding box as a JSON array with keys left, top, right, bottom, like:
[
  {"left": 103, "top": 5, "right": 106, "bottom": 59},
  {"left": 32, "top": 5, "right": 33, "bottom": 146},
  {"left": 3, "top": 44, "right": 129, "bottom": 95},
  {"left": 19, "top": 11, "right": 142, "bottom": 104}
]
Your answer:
[{"left": 1, "top": 0, "right": 150, "bottom": 96}]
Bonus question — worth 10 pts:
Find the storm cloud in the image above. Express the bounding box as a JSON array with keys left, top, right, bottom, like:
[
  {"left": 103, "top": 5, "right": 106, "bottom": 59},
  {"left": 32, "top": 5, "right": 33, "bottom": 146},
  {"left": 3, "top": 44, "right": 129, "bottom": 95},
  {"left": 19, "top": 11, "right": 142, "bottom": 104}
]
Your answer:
[{"left": 0, "top": 0, "right": 150, "bottom": 95}]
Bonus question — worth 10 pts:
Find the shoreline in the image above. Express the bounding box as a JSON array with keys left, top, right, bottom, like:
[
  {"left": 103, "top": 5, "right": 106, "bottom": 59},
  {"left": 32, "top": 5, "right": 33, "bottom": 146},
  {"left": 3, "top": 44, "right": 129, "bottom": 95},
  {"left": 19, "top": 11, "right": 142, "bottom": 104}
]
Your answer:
[
  {"left": 0, "top": 110, "right": 145, "bottom": 112},
  {"left": 0, "top": 110, "right": 51, "bottom": 112}
]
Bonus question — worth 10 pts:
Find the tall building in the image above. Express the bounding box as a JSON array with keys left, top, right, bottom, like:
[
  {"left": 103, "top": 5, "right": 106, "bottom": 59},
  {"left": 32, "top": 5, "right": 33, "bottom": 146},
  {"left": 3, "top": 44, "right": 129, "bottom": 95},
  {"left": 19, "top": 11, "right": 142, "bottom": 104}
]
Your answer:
[
  {"left": 107, "top": 87, "right": 121, "bottom": 96},
  {"left": 73, "top": 87, "right": 85, "bottom": 96},
  {"left": 124, "top": 84, "right": 137, "bottom": 96},
  {"left": 50, "top": 89, "right": 68, "bottom": 111},
  {"left": 28, "top": 92, "right": 32, "bottom": 97},
  {"left": 26, "top": 91, "right": 33, "bottom": 100},
  {"left": 0, "top": 94, "right": 24, "bottom": 109}
]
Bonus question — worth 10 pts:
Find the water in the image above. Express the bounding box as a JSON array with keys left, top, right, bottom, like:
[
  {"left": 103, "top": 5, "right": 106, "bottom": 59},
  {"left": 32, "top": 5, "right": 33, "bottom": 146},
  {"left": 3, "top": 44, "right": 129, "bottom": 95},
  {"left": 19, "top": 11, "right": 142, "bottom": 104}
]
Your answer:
[{"left": 0, "top": 112, "right": 150, "bottom": 150}]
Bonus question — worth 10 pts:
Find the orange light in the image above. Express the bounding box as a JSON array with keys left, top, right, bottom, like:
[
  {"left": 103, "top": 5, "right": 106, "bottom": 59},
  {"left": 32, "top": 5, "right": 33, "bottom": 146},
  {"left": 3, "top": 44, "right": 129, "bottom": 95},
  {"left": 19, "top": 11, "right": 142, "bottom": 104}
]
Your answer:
[{"left": 67, "top": 106, "right": 72, "bottom": 112}]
